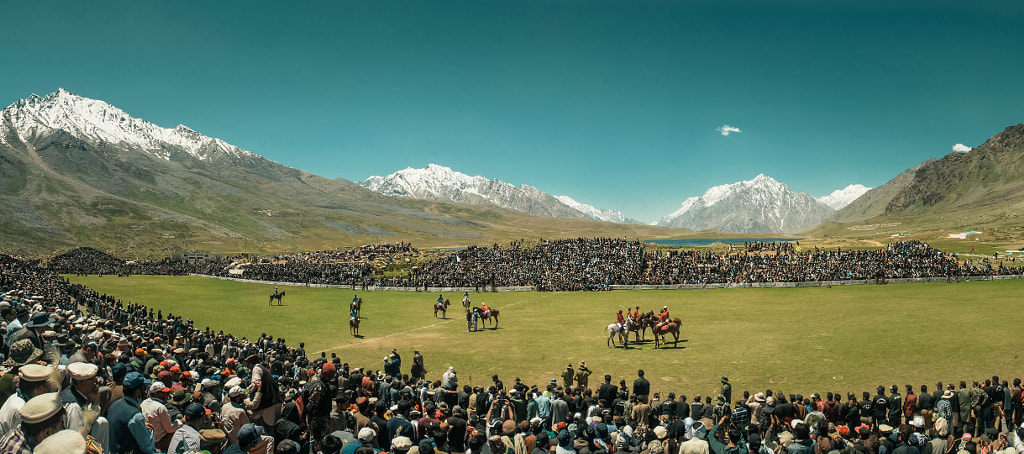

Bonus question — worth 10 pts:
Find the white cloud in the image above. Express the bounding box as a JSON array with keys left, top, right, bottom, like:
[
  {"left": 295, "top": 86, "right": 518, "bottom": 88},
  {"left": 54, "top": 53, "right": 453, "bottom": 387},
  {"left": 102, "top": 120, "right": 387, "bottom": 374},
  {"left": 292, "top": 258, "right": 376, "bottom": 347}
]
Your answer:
[
  {"left": 952, "top": 143, "right": 972, "bottom": 152},
  {"left": 717, "top": 125, "right": 741, "bottom": 136}
]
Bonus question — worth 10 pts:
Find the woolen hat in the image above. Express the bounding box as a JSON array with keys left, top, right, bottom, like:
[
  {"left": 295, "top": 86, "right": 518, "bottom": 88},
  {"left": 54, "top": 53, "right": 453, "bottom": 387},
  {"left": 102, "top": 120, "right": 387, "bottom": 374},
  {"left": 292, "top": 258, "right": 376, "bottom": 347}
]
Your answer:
[
  {"left": 33, "top": 429, "right": 86, "bottom": 454},
  {"left": 19, "top": 364, "right": 52, "bottom": 383},
  {"left": 20, "top": 392, "right": 62, "bottom": 424},
  {"left": 68, "top": 362, "right": 98, "bottom": 381}
]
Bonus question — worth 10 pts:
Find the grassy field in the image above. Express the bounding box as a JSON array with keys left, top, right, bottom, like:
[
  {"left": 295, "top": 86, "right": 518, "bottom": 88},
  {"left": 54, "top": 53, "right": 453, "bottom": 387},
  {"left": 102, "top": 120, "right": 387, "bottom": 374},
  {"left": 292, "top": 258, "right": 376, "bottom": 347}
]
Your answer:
[{"left": 66, "top": 275, "right": 1024, "bottom": 400}]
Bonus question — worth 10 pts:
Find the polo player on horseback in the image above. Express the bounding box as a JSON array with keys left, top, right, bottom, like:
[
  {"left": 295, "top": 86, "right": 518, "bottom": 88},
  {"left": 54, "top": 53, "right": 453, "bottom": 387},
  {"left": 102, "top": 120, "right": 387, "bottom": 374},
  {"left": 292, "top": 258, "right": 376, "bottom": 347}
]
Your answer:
[
  {"left": 632, "top": 306, "right": 641, "bottom": 323},
  {"left": 616, "top": 310, "right": 625, "bottom": 325},
  {"left": 656, "top": 306, "right": 670, "bottom": 330},
  {"left": 481, "top": 302, "right": 491, "bottom": 317}
]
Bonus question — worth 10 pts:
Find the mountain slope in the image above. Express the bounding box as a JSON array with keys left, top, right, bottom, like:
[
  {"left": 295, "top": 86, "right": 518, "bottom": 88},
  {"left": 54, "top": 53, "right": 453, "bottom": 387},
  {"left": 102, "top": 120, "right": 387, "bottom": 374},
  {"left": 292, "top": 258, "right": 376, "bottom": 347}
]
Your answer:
[
  {"left": 826, "top": 160, "right": 933, "bottom": 224},
  {"left": 658, "top": 174, "right": 835, "bottom": 233},
  {"left": 0, "top": 90, "right": 687, "bottom": 255},
  {"left": 886, "top": 124, "right": 1024, "bottom": 215}
]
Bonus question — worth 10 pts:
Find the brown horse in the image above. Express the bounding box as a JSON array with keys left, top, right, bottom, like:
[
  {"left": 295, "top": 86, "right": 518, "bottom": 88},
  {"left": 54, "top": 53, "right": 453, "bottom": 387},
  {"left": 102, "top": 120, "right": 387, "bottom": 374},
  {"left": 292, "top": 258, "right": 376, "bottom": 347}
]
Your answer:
[
  {"left": 653, "top": 317, "right": 682, "bottom": 348},
  {"left": 473, "top": 306, "right": 499, "bottom": 328},
  {"left": 434, "top": 299, "right": 450, "bottom": 318},
  {"left": 350, "top": 315, "right": 360, "bottom": 336},
  {"left": 635, "top": 311, "right": 658, "bottom": 341},
  {"left": 269, "top": 291, "right": 285, "bottom": 306}
]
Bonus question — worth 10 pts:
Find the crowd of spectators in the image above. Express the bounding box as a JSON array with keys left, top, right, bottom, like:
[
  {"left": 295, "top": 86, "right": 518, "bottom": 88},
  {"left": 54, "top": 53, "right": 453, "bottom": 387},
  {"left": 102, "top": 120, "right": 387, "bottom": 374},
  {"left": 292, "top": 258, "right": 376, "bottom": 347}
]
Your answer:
[
  {"left": 39, "top": 240, "right": 1023, "bottom": 292},
  {"left": 3, "top": 252, "right": 1024, "bottom": 454}
]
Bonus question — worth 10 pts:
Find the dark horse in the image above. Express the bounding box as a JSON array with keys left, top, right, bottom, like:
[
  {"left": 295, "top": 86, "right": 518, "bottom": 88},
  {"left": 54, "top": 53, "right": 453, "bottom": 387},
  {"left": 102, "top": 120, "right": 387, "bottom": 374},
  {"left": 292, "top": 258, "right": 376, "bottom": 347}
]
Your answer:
[
  {"left": 269, "top": 291, "right": 285, "bottom": 306},
  {"left": 635, "top": 311, "right": 658, "bottom": 341},
  {"left": 350, "top": 297, "right": 362, "bottom": 315},
  {"left": 653, "top": 317, "right": 682, "bottom": 348},
  {"left": 472, "top": 306, "right": 499, "bottom": 328},
  {"left": 434, "top": 299, "right": 450, "bottom": 319},
  {"left": 350, "top": 315, "right": 360, "bottom": 336}
]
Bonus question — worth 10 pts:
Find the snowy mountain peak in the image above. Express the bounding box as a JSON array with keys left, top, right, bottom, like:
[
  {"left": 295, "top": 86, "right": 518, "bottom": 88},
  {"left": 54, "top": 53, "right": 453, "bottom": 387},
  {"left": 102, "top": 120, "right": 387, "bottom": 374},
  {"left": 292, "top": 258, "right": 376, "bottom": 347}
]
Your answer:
[
  {"left": 658, "top": 174, "right": 834, "bottom": 233},
  {"left": 817, "top": 184, "right": 871, "bottom": 210},
  {"left": 360, "top": 164, "right": 640, "bottom": 223},
  {"left": 0, "top": 89, "right": 255, "bottom": 162}
]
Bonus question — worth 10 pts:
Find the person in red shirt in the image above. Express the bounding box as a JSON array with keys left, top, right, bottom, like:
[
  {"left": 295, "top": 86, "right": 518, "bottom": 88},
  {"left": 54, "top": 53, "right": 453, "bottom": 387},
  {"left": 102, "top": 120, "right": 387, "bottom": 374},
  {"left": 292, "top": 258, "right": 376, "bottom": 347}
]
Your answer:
[
  {"left": 616, "top": 310, "right": 625, "bottom": 325},
  {"left": 657, "top": 306, "right": 669, "bottom": 329}
]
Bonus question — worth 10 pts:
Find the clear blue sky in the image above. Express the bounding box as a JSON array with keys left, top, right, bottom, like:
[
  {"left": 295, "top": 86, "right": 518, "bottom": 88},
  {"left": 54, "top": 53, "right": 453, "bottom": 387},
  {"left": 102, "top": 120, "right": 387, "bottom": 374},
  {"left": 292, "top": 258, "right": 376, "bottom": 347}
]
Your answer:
[{"left": 2, "top": 0, "right": 1022, "bottom": 223}]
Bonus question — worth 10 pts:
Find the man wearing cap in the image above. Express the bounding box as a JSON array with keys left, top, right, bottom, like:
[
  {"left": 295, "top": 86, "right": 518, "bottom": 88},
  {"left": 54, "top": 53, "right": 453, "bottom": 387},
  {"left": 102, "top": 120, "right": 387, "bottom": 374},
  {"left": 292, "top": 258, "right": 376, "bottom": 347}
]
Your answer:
[
  {"left": 167, "top": 403, "right": 207, "bottom": 454},
  {"left": 221, "top": 385, "right": 250, "bottom": 445},
  {"left": 141, "top": 378, "right": 177, "bottom": 451},
  {"left": 224, "top": 423, "right": 259, "bottom": 454},
  {"left": 34, "top": 429, "right": 87, "bottom": 454},
  {"left": 61, "top": 362, "right": 109, "bottom": 451},
  {"left": 574, "top": 362, "right": 591, "bottom": 390},
  {"left": 0, "top": 365, "right": 55, "bottom": 435},
  {"left": 0, "top": 393, "right": 66, "bottom": 454},
  {"left": 343, "top": 427, "right": 377, "bottom": 454}
]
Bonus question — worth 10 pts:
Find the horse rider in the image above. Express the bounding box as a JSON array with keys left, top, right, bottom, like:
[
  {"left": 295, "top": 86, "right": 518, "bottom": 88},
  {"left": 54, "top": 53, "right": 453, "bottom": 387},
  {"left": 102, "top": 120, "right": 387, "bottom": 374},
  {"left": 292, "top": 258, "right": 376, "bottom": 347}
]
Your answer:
[
  {"left": 632, "top": 306, "right": 641, "bottom": 322},
  {"left": 462, "top": 292, "right": 471, "bottom": 306},
  {"left": 350, "top": 307, "right": 359, "bottom": 324},
  {"left": 616, "top": 310, "right": 625, "bottom": 325},
  {"left": 353, "top": 295, "right": 358, "bottom": 303},
  {"left": 274, "top": 286, "right": 278, "bottom": 295},
  {"left": 437, "top": 294, "right": 444, "bottom": 305},
  {"left": 481, "top": 303, "right": 491, "bottom": 316},
  {"left": 657, "top": 306, "right": 670, "bottom": 329}
]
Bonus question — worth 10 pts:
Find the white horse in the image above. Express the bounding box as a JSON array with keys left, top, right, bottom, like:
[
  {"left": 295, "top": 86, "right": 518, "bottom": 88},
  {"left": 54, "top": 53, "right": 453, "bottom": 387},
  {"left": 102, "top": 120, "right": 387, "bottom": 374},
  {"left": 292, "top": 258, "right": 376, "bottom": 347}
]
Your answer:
[{"left": 606, "top": 317, "right": 635, "bottom": 348}]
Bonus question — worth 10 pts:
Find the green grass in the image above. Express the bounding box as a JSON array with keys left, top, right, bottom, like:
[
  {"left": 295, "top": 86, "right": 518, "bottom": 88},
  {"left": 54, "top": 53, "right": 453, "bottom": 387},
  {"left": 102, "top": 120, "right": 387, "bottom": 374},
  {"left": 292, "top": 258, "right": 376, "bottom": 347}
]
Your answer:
[{"left": 66, "top": 275, "right": 1024, "bottom": 398}]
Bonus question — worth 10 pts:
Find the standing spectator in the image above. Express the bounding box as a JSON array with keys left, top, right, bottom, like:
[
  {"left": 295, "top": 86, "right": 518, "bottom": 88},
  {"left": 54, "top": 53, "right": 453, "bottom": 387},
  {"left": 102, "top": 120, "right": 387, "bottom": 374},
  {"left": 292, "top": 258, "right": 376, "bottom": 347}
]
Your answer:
[
  {"left": 109, "top": 372, "right": 156, "bottom": 454},
  {"left": 633, "top": 370, "right": 650, "bottom": 399}
]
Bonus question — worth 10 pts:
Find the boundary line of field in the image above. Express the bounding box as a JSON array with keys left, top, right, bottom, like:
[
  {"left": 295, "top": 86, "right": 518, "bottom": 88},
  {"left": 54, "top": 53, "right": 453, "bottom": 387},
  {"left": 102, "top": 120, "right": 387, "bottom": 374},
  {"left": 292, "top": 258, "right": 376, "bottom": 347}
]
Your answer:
[{"left": 188, "top": 272, "right": 1024, "bottom": 292}]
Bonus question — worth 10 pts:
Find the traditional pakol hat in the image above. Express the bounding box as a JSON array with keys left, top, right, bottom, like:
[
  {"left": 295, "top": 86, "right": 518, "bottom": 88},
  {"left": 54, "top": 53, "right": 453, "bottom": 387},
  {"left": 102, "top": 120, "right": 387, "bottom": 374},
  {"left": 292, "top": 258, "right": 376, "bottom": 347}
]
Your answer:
[{"left": 20, "top": 392, "right": 62, "bottom": 424}]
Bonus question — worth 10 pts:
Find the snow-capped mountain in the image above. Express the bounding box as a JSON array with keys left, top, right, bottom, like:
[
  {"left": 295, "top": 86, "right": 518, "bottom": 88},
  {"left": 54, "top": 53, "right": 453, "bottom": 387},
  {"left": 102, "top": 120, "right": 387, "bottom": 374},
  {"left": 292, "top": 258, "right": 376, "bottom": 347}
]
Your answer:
[
  {"left": 658, "top": 174, "right": 835, "bottom": 233},
  {"left": 0, "top": 88, "right": 257, "bottom": 163},
  {"left": 817, "top": 184, "right": 871, "bottom": 210},
  {"left": 360, "top": 164, "right": 640, "bottom": 222},
  {"left": 553, "top": 195, "right": 640, "bottom": 224}
]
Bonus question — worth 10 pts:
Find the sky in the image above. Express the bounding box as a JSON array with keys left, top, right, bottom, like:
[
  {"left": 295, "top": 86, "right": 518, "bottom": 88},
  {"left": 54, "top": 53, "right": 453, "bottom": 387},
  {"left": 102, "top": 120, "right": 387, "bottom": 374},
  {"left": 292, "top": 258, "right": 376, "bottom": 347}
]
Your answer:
[{"left": 2, "top": 0, "right": 1022, "bottom": 223}]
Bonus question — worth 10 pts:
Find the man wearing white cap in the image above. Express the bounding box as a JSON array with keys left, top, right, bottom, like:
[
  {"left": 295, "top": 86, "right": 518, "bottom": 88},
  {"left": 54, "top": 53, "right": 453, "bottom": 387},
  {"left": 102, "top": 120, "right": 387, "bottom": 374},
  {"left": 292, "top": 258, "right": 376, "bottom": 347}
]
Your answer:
[
  {"left": 221, "top": 386, "right": 250, "bottom": 444},
  {"left": 0, "top": 392, "right": 66, "bottom": 454},
  {"left": 62, "top": 362, "right": 109, "bottom": 451},
  {"left": 141, "top": 379, "right": 178, "bottom": 451},
  {"left": 0, "top": 364, "right": 56, "bottom": 435}
]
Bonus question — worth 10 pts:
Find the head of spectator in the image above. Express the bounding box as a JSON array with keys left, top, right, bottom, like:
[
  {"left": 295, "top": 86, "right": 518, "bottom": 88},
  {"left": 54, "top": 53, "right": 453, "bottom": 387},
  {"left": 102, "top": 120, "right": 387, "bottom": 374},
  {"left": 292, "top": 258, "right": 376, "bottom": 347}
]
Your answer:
[
  {"left": 20, "top": 393, "right": 66, "bottom": 444},
  {"left": 33, "top": 429, "right": 86, "bottom": 454},
  {"left": 67, "top": 362, "right": 100, "bottom": 404}
]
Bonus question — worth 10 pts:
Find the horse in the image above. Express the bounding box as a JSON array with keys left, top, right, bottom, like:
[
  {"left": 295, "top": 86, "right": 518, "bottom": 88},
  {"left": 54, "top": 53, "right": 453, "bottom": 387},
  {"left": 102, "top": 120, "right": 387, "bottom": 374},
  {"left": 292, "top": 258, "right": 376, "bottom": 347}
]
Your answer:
[
  {"left": 434, "top": 299, "right": 450, "bottom": 319},
  {"left": 606, "top": 317, "right": 635, "bottom": 348},
  {"left": 350, "top": 298, "right": 362, "bottom": 315},
  {"left": 349, "top": 315, "right": 360, "bottom": 336},
  {"left": 461, "top": 295, "right": 471, "bottom": 311},
  {"left": 635, "top": 311, "right": 658, "bottom": 341},
  {"left": 269, "top": 291, "right": 285, "bottom": 306},
  {"left": 653, "top": 317, "right": 682, "bottom": 348},
  {"left": 473, "top": 306, "right": 499, "bottom": 328}
]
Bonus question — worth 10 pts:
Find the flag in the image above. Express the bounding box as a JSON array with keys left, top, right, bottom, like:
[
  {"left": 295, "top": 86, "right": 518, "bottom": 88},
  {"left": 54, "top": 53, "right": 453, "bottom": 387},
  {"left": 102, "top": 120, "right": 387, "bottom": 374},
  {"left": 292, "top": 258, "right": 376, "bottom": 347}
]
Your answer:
[{"left": 971, "top": 245, "right": 975, "bottom": 253}]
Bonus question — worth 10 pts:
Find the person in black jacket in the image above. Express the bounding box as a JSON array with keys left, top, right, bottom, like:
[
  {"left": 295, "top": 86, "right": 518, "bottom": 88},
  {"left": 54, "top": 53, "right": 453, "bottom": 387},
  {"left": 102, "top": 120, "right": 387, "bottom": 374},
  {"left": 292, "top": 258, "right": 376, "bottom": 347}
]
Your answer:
[
  {"left": 633, "top": 370, "right": 650, "bottom": 399},
  {"left": 598, "top": 375, "right": 618, "bottom": 409}
]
